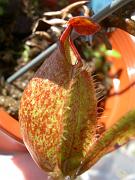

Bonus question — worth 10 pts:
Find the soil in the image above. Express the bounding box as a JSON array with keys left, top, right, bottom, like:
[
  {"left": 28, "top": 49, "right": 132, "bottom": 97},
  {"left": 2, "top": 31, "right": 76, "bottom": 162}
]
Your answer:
[{"left": 0, "top": 35, "right": 50, "bottom": 119}]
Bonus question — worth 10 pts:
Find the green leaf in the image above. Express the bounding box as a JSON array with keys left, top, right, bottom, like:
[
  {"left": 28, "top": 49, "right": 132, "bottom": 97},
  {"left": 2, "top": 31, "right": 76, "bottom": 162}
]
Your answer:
[
  {"left": 99, "top": 44, "right": 106, "bottom": 52},
  {"left": 105, "top": 49, "right": 121, "bottom": 58},
  {"left": 22, "top": 45, "right": 30, "bottom": 62},
  {"left": 0, "top": 7, "right": 4, "bottom": 16},
  {"left": 78, "top": 109, "right": 135, "bottom": 175}
]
